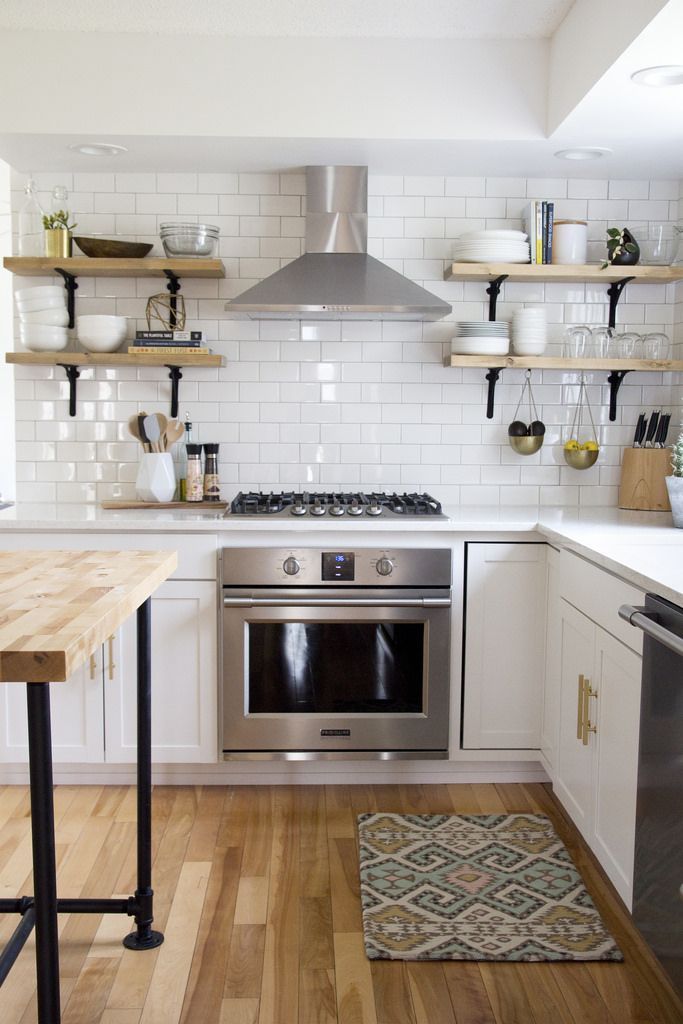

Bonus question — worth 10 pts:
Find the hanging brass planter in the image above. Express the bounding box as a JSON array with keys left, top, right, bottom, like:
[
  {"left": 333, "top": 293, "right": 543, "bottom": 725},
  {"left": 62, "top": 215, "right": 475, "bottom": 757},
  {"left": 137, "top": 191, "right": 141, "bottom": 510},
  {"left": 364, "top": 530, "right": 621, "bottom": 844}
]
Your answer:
[{"left": 44, "top": 229, "right": 72, "bottom": 258}]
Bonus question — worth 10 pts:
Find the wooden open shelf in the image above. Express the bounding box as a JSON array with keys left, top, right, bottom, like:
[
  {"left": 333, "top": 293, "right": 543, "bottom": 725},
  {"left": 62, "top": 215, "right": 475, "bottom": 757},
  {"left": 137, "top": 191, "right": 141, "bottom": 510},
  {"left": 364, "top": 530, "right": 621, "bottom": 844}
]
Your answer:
[
  {"left": 449, "top": 355, "right": 683, "bottom": 371},
  {"left": 444, "top": 263, "right": 683, "bottom": 283},
  {"left": 3, "top": 256, "right": 225, "bottom": 278},
  {"left": 6, "top": 351, "right": 222, "bottom": 369}
]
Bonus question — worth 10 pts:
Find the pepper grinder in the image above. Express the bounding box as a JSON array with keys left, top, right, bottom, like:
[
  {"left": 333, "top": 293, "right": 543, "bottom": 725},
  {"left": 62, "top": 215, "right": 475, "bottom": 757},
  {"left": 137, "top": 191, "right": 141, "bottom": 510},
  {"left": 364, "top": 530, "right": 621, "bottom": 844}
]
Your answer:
[
  {"left": 203, "top": 443, "right": 220, "bottom": 501},
  {"left": 185, "top": 444, "right": 204, "bottom": 502}
]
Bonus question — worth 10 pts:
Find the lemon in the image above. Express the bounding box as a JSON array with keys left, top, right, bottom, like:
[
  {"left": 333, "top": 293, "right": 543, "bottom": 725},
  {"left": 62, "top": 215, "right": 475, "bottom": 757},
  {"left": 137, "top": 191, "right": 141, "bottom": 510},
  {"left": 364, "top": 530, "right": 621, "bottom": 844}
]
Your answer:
[
  {"left": 564, "top": 439, "right": 580, "bottom": 450},
  {"left": 582, "top": 440, "right": 599, "bottom": 451}
]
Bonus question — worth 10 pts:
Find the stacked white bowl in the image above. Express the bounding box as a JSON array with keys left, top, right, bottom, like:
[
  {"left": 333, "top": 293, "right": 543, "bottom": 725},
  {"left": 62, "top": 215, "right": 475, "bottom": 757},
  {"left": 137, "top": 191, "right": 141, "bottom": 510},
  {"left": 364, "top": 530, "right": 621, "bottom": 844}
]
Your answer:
[
  {"left": 511, "top": 307, "right": 547, "bottom": 355},
  {"left": 15, "top": 286, "right": 69, "bottom": 351},
  {"left": 451, "top": 321, "right": 510, "bottom": 356}
]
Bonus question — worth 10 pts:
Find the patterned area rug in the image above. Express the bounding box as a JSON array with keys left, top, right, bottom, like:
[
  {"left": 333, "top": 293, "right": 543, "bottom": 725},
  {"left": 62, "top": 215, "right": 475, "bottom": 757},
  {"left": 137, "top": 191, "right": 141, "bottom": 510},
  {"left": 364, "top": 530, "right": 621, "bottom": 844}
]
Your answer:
[{"left": 358, "top": 812, "right": 623, "bottom": 962}]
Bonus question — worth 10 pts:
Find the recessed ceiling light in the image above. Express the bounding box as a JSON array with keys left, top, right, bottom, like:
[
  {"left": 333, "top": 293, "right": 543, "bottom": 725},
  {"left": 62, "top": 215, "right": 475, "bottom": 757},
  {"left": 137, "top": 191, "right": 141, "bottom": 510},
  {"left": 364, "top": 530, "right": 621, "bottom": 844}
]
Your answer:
[
  {"left": 68, "top": 143, "right": 128, "bottom": 157},
  {"left": 631, "top": 65, "right": 683, "bottom": 87},
  {"left": 554, "top": 147, "right": 612, "bottom": 161}
]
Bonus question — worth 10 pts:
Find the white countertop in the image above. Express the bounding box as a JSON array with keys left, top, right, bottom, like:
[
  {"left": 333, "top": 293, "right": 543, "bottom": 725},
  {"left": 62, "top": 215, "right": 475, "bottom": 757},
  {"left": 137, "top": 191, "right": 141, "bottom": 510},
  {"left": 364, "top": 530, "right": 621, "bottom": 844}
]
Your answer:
[{"left": 0, "top": 503, "right": 681, "bottom": 604}]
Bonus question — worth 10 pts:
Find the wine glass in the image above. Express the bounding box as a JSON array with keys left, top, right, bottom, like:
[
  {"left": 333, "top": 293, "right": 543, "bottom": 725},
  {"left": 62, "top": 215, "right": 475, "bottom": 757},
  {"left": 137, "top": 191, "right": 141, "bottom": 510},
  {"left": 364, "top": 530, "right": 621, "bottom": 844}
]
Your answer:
[{"left": 564, "top": 325, "right": 591, "bottom": 358}]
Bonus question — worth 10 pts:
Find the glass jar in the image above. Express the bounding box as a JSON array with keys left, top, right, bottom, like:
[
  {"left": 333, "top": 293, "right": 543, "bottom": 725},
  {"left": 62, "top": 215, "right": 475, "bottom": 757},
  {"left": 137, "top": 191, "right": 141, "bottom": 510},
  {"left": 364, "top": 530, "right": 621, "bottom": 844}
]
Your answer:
[
  {"left": 202, "top": 443, "right": 220, "bottom": 501},
  {"left": 50, "top": 185, "right": 69, "bottom": 216},
  {"left": 185, "top": 443, "right": 204, "bottom": 502},
  {"left": 18, "top": 178, "right": 44, "bottom": 256}
]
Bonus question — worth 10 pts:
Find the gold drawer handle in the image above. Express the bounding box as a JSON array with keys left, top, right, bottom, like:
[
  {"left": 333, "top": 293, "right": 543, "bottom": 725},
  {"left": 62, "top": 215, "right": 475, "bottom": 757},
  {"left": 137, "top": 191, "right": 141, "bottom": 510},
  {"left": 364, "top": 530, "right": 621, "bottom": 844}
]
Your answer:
[
  {"left": 107, "top": 635, "right": 115, "bottom": 681},
  {"left": 89, "top": 653, "right": 97, "bottom": 680},
  {"left": 582, "top": 677, "right": 598, "bottom": 746}
]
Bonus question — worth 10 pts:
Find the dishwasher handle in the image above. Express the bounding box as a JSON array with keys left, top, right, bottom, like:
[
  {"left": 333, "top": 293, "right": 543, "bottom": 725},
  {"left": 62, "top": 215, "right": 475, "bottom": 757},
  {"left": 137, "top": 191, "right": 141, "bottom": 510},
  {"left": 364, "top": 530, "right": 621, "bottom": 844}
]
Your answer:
[
  {"left": 224, "top": 596, "right": 451, "bottom": 609},
  {"left": 619, "top": 604, "right": 683, "bottom": 658}
]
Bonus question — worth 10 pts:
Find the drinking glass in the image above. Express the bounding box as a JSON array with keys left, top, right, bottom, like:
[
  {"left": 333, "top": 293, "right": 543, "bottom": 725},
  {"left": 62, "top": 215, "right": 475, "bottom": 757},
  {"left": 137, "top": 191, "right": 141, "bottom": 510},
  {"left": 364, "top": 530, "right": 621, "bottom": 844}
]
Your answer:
[
  {"left": 642, "top": 332, "right": 670, "bottom": 360},
  {"left": 564, "top": 325, "right": 591, "bottom": 358},
  {"left": 616, "top": 332, "right": 640, "bottom": 359},
  {"left": 591, "top": 326, "right": 614, "bottom": 359}
]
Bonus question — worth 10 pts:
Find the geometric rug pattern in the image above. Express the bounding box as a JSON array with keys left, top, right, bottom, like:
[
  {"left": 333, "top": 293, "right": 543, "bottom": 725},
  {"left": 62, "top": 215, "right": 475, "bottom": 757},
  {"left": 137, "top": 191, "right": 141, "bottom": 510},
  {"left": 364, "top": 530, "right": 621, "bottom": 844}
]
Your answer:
[{"left": 358, "top": 812, "right": 623, "bottom": 962}]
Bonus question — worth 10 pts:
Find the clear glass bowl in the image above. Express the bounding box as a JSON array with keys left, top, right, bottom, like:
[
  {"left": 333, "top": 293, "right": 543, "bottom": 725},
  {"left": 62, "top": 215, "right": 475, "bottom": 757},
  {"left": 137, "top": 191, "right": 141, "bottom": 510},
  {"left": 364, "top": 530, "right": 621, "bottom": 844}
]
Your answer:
[{"left": 159, "top": 223, "right": 219, "bottom": 258}]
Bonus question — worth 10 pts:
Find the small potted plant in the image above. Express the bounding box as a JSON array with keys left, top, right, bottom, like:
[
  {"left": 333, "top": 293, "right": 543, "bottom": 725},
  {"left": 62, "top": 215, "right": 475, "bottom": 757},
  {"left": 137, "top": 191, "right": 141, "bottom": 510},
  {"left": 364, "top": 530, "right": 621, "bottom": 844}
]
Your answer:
[
  {"left": 601, "top": 227, "right": 639, "bottom": 269},
  {"left": 42, "top": 210, "right": 77, "bottom": 258},
  {"left": 667, "top": 431, "right": 683, "bottom": 527}
]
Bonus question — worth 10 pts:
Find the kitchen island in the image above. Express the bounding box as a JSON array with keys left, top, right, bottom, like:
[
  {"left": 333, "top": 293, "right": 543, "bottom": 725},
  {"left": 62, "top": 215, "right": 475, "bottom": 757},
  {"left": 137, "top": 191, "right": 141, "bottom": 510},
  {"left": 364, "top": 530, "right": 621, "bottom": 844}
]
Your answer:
[{"left": 0, "top": 549, "right": 177, "bottom": 1023}]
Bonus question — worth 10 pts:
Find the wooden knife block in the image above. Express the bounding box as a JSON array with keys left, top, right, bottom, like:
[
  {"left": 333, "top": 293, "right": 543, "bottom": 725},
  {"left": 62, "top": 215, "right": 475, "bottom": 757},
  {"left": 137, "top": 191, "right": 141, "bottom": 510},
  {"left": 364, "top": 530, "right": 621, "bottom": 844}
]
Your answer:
[{"left": 618, "top": 448, "right": 671, "bottom": 510}]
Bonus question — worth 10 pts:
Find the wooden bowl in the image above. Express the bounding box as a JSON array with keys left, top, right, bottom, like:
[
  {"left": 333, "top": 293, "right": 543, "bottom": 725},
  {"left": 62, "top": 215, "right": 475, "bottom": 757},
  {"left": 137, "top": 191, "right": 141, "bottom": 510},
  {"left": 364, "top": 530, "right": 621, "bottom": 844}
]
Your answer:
[
  {"left": 509, "top": 434, "right": 544, "bottom": 455},
  {"left": 564, "top": 448, "right": 599, "bottom": 470},
  {"left": 73, "top": 237, "right": 153, "bottom": 259}
]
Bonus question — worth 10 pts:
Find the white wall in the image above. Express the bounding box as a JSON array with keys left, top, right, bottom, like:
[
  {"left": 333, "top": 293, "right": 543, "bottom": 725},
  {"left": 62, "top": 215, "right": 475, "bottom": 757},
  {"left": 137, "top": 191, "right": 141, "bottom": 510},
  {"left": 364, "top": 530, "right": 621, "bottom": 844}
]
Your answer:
[
  {"left": 8, "top": 168, "right": 679, "bottom": 508},
  {"left": 0, "top": 159, "right": 15, "bottom": 500}
]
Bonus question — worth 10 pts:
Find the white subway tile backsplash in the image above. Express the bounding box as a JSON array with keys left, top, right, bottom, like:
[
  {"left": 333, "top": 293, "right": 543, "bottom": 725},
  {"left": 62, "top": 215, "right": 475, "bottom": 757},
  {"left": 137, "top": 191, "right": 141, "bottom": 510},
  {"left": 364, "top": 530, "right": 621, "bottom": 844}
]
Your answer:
[{"left": 8, "top": 169, "right": 678, "bottom": 504}]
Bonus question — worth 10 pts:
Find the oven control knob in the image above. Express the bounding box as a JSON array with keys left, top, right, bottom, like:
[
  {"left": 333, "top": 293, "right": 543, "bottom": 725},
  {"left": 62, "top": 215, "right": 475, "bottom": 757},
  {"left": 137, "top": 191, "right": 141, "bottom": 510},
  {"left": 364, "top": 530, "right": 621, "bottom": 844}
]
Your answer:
[
  {"left": 282, "top": 556, "right": 301, "bottom": 576},
  {"left": 376, "top": 557, "right": 394, "bottom": 577}
]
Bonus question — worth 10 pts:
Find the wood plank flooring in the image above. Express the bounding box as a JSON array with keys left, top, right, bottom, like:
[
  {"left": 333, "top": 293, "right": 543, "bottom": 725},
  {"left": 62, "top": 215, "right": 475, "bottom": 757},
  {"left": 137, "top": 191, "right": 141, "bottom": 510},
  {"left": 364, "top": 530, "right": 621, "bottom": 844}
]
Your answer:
[{"left": 0, "top": 782, "right": 680, "bottom": 1024}]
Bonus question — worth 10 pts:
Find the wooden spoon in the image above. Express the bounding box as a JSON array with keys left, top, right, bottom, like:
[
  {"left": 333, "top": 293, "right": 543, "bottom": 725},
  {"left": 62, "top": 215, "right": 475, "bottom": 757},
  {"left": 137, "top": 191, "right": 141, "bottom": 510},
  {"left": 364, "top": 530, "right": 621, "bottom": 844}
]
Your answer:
[
  {"left": 143, "top": 414, "right": 161, "bottom": 453},
  {"left": 162, "top": 419, "right": 185, "bottom": 451},
  {"left": 153, "top": 413, "right": 168, "bottom": 450}
]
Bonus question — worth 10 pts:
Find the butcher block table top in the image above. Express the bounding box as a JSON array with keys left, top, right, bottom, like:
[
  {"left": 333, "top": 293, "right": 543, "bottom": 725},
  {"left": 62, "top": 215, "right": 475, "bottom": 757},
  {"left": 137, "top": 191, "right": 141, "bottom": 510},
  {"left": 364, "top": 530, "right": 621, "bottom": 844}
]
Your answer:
[{"left": 0, "top": 549, "right": 177, "bottom": 683}]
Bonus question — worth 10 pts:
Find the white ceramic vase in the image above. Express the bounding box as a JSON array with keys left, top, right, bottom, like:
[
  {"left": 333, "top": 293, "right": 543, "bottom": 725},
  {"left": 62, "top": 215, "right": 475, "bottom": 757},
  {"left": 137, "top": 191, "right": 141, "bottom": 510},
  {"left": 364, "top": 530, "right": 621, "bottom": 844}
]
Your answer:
[
  {"left": 665, "top": 475, "right": 683, "bottom": 528},
  {"left": 135, "top": 452, "right": 176, "bottom": 503}
]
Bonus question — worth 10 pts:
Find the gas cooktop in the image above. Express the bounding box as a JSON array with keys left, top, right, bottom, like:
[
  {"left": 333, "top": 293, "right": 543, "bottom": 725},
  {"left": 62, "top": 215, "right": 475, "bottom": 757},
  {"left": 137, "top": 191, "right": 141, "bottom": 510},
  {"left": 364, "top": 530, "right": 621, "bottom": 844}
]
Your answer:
[{"left": 229, "top": 491, "right": 446, "bottom": 519}]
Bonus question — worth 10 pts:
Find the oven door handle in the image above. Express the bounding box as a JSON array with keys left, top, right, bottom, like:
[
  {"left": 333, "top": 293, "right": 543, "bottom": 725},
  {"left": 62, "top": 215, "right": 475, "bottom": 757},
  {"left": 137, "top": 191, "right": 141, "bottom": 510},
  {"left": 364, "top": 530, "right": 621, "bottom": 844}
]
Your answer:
[
  {"left": 619, "top": 604, "right": 683, "bottom": 658},
  {"left": 223, "top": 596, "right": 451, "bottom": 609}
]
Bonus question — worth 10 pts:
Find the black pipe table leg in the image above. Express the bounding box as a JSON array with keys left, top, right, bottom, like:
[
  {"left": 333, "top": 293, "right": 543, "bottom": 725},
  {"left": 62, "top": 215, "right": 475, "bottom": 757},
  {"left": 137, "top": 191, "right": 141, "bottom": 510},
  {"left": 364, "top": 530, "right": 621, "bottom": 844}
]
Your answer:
[
  {"left": 26, "top": 682, "right": 61, "bottom": 1023},
  {"left": 123, "top": 598, "right": 163, "bottom": 951}
]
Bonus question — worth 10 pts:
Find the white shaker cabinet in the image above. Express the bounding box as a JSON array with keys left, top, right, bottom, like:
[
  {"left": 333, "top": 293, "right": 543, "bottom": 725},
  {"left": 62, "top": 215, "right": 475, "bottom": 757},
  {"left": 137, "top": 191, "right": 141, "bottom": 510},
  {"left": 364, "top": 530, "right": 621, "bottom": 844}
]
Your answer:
[
  {"left": 0, "top": 648, "right": 106, "bottom": 764},
  {"left": 540, "top": 545, "right": 561, "bottom": 780},
  {"left": 462, "top": 542, "right": 547, "bottom": 749},
  {"left": 105, "top": 579, "right": 217, "bottom": 764}
]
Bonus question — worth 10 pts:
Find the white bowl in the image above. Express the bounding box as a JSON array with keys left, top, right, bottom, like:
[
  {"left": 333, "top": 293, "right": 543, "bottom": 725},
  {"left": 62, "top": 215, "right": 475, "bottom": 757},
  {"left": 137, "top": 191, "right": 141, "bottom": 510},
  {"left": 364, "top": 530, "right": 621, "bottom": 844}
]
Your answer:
[
  {"left": 451, "top": 337, "right": 510, "bottom": 355},
  {"left": 76, "top": 314, "right": 127, "bottom": 352},
  {"left": 512, "top": 341, "right": 547, "bottom": 355},
  {"left": 15, "top": 294, "right": 68, "bottom": 315},
  {"left": 20, "top": 306, "right": 70, "bottom": 327},
  {"left": 15, "top": 285, "right": 65, "bottom": 302},
  {"left": 19, "top": 323, "right": 69, "bottom": 352}
]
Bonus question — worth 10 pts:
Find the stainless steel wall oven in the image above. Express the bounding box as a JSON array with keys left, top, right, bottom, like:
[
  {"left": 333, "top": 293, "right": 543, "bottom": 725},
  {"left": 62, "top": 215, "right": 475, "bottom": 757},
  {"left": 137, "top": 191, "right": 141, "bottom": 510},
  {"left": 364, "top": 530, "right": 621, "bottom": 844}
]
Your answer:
[{"left": 221, "top": 547, "right": 451, "bottom": 759}]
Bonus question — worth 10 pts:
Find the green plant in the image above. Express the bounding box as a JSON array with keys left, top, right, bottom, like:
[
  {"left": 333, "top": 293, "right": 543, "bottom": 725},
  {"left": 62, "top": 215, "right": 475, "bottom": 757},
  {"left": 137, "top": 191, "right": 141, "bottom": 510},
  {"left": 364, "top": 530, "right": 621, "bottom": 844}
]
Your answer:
[
  {"left": 671, "top": 432, "right": 683, "bottom": 477},
  {"left": 42, "top": 210, "right": 77, "bottom": 231},
  {"left": 600, "top": 227, "right": 637, "bottom": 269}
]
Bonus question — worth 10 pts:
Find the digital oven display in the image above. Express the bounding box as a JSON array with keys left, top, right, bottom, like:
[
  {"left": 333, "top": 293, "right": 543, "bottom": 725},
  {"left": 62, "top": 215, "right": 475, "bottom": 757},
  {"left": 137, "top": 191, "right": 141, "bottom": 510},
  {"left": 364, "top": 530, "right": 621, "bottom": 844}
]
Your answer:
[{"left": 321, "top": 552, "right": 355, "bottom": 581}]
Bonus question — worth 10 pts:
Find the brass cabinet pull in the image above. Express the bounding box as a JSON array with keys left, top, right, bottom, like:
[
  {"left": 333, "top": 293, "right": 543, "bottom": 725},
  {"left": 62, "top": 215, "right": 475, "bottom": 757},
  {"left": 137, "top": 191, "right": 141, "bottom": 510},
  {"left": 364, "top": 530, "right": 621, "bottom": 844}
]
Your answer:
[
  {"left": 107, "top": 635, "right": 116, "bottom": 681},
  {"left": 577, "top": 674, "right": 585, "bottom": 740},
  {"left": 581, "top": 678, "right": 598, "bottom": 746},
  {"left": 89, "top": 653, "right": 97, "bottom": 680}
]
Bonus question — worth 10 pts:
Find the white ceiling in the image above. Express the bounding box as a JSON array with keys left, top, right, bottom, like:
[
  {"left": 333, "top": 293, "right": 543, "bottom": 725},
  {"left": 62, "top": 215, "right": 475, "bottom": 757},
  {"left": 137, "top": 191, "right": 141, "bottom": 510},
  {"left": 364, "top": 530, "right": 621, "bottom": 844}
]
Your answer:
[{"left": 0, "top": 0, "right": 574, "bottom": 39}]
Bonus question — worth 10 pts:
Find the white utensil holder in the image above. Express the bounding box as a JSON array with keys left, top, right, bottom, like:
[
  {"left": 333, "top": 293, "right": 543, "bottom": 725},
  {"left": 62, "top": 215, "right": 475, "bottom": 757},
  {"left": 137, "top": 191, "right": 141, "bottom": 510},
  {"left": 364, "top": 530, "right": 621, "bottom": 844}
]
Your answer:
[{"left": 135, "top": 452, "right": 176, "bottom": 503}]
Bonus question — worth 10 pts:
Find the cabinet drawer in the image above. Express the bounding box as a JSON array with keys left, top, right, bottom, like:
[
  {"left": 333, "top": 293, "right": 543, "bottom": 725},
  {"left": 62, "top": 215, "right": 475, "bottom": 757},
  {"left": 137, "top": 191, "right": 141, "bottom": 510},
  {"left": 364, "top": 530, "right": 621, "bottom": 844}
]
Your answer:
[
  {"left": 0, "top": 532, "right": 217, "bottom": 580},
  {"left": 560, "top": 549, "right": 643, "bottom": 654}
]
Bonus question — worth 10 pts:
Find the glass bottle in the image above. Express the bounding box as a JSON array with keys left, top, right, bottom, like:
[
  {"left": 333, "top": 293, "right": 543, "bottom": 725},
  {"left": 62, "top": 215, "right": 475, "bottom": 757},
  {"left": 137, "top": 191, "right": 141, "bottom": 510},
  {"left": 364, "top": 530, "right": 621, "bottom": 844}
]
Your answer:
[
  {"left": 202, "top": 443, "right": 220, "bottom": 501},
  {"left": 185, "top": 444, "right": 204, "bottom": 502},
  {"left": 176, "top": 415, "right": 192, "bottom": 500},
  {"left": 18, "top": 178, "right": 44, "bottom": 256}
]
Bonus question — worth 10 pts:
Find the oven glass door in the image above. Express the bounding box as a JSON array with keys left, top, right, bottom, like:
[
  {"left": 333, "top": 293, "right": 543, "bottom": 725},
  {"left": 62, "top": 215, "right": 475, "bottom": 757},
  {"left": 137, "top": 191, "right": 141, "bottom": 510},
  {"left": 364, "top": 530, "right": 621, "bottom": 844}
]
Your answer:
[{"left": 222, "top": 588, "right": 450, "bottom": 753}]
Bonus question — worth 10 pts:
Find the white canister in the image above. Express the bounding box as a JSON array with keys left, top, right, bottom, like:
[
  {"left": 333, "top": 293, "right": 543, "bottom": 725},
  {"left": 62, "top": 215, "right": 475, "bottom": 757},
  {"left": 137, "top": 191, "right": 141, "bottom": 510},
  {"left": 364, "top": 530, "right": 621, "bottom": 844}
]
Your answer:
[
  {"left": 552, "top": 220, "right": 588, "bottom": 265},
  {"left": 135, "top": 452, "right": 176, "bottom": 503}
]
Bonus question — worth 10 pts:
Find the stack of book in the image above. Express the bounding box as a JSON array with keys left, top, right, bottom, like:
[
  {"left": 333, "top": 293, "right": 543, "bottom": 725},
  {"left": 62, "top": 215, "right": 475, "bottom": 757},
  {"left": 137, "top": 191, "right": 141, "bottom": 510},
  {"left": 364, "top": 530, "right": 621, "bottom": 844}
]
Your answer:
[
  {"left": 524, "top": 200, "right": 554, "bottom": 264},
  {"left": 128, "top": 330, "right": 211, "bottom": 355}
]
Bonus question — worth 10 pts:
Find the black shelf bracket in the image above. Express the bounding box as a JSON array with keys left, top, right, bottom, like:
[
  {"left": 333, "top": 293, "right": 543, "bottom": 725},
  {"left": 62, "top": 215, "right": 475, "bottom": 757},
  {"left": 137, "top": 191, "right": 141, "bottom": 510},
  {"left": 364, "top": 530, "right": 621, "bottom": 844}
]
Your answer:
[
  {"left": 486, "top": 275, "right": 508, "bottom": 321},
  {"left": 606, "top": 368, "right": 631, "bottom": 422},
  {"left": 166, "top": 365, "right": 183, "bottom": 418},
  {"left": 606, "top": 276, "right": 635, "bottom": 329},
  {"left": 163, "top": 271, "right": 181, "bottom": 329},
  {"left": 57, "top": 364, "right": 80, "bottom": 417},
  {"left": 54, "top": 268, "right": 78, "bottom": 329},
  {"left": 485, "top": 367, "right": 503, "bottom": 419}
]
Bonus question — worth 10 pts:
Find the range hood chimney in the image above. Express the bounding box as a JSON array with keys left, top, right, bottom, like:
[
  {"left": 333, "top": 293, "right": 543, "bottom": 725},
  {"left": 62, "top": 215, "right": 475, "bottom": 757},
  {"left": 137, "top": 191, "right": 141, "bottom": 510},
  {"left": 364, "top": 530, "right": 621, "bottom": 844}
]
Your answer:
[{"left": 224, "top": 166, "right": 451, "bottom": 321}]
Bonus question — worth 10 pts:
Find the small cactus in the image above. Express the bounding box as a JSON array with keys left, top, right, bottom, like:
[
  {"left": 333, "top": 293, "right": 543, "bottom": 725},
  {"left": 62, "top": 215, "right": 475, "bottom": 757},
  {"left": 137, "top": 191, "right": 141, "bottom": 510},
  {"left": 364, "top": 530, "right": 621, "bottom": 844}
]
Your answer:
[{"left": 672, "top": 432, "right": 683, "bottom": 477}]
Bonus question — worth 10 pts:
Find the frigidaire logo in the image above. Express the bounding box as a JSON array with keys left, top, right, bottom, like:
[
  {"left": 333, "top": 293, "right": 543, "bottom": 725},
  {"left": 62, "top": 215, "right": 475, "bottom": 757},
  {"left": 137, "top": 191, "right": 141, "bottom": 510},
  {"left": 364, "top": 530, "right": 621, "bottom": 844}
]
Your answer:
[{"left": 320, "top": 729, "right": 351, "bottom": 737}]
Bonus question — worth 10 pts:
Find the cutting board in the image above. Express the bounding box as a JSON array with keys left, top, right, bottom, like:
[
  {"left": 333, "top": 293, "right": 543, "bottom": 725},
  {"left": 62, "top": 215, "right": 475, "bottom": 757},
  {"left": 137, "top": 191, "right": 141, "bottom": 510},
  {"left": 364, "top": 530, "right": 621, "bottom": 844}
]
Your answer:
[{"left": 101, "top": 500, "right": 228, "bottom": 510}]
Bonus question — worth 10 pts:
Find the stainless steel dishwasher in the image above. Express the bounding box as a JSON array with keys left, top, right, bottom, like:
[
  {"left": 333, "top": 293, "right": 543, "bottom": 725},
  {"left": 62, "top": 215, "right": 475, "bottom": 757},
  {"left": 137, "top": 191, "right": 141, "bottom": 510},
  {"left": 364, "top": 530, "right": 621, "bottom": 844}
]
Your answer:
[{"left": 620, "top": 594, "right": 683, "bottom": 998}]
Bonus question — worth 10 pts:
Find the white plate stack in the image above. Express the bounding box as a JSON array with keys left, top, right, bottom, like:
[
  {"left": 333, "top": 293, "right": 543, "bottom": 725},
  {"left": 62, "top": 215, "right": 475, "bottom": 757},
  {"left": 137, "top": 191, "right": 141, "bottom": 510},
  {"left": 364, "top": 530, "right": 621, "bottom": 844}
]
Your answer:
[
  {"left": 511, "top": 307, "right": 547, "bottom": 355},
  {"left": 451, "top": 321, "right": 510, "bottom": 356},
  {"left": 453, "top": 230, "right": 530, "bottom": 264}
]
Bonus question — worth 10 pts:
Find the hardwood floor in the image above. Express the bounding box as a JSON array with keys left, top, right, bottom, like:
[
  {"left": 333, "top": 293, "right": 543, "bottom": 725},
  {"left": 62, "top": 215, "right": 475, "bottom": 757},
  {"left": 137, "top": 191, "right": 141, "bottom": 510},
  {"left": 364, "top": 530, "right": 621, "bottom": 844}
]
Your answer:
[{"left": 0, "top": 782, "right": 680, "bottom": 1024}]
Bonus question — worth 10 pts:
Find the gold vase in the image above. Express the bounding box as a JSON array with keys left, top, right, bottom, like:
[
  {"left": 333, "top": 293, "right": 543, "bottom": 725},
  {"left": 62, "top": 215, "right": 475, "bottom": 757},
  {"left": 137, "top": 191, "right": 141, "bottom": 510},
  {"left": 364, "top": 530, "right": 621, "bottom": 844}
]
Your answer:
[{"left": 44, "top": 229, "right": 72, "bottom": 258}]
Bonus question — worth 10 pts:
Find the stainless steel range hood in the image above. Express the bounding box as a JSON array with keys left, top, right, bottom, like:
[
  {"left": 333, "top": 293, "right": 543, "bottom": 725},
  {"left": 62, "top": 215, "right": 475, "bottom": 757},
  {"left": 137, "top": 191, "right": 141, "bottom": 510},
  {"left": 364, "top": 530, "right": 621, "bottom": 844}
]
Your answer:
[{"left": 224, "top": 166, "right": 451, "bottom": 321}]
